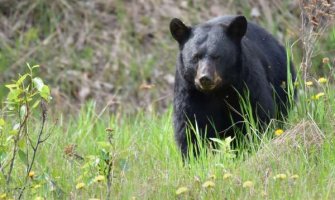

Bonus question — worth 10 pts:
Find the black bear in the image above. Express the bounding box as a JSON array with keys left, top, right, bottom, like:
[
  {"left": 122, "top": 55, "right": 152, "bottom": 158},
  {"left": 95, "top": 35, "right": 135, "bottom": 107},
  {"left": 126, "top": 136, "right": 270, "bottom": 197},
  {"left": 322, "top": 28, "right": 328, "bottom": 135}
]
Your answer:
[{"left": 170, "top": 15, "right": 296, "bottom": 157}]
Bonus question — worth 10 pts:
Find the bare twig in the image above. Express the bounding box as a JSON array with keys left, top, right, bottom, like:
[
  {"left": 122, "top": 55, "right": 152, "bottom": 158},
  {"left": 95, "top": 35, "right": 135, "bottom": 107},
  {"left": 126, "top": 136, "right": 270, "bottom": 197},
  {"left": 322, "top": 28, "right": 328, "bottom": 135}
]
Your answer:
[
  {"left": 299, "top": 0, "right": 335, "bottom": 82},
  {"left": 17, "top": 100, "right": 49, "bottom": 199},
  {"left": 6, "top": 102, "right": 29, "bottom": 190}
]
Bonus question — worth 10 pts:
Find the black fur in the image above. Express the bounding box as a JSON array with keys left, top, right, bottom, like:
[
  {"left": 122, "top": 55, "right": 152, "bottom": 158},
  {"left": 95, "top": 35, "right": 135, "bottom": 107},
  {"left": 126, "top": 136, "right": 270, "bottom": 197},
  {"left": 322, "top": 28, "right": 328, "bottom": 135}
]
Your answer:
[{"left": 170, "top": 15, "right": 296, "bottom": 158}]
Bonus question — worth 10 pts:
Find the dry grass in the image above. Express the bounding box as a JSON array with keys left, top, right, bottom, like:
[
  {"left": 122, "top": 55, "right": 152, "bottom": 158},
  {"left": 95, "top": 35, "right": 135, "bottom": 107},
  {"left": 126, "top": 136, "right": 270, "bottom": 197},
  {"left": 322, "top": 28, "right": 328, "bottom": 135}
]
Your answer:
[
  {"left": 0, "top": 0, "right": 333, "bottom": 113},
  {"left": 244, "top": 120, "right": 325, "bottom": 173}
]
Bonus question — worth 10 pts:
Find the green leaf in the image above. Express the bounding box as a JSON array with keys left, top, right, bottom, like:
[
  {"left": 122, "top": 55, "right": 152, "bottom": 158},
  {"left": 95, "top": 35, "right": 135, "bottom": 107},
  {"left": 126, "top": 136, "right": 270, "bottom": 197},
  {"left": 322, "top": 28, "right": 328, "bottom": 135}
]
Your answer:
[
  {"left": 18, "top": 149, "right": 28, "bottom": 165},
  {"left": 0, "top": 150, "right": 7, "bottom": 162},
  {"left": 32, "top": 100, "right": 41, "bottom": 108},
  {"left": 31, "top": 65, "right": 40, "bottom": 69},
  {"left": 40, "top": 85, "right": 51, "bottom": 101},
  {"left": 33, "top": 77, "right": 44, "bottom": 92},
  {"left": 5, "top": 84, "right": 17, "bottom": 89},
  {"left": 16, "top": 74, "right": 29, "bottom": 86},
  {"left": 20, "top": 105, "right": 27, "bottom": 119},
  {"left": 7, "top": 88, "right": 22, "bottom": 101},
  {"left": 0, "top": 118, "right": 5, "bottom": 127}
]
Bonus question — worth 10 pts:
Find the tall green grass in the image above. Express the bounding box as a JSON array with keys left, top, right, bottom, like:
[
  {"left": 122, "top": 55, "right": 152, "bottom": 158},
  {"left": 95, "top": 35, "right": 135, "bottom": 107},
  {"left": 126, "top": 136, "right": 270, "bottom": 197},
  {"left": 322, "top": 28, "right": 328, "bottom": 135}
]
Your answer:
[{"left": 1, "top": 86, "right": 334, "bottom": 199}]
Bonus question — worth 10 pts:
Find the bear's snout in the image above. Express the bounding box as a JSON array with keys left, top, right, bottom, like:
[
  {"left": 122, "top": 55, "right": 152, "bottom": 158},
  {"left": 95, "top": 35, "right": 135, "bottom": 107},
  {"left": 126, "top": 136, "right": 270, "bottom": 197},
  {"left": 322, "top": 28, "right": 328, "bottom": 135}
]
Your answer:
[{"left": 195, "top": 62, "right": 221, "bottom": 92}]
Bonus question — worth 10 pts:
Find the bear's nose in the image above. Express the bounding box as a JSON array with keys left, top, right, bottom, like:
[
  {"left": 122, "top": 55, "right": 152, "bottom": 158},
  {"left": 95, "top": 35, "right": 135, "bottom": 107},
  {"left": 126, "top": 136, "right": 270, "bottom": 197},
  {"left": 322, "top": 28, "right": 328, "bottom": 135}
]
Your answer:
[{"left": 199, "top": 75, "right": 214, "bottom": 87}]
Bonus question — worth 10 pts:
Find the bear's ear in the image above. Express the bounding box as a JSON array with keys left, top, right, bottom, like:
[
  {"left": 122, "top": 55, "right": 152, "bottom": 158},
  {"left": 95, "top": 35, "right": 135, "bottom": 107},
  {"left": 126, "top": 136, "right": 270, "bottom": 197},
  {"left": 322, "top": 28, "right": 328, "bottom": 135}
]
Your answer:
[
  {"left": 226, "top": 16, "right": 247, "bottom": 41},
  {"left": 170, "top": 18, "right": 191, "bottom": 44}
]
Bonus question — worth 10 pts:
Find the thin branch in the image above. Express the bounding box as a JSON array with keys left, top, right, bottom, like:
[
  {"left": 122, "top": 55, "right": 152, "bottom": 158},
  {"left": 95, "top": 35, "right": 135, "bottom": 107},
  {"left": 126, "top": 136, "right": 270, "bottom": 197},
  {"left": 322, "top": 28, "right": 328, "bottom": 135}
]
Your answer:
[
  {"left": 6, "top": 108, "right": 29, "bottom": 189},
  {"left": 18, "top": 100, "right": 48, "bottom": 199}
]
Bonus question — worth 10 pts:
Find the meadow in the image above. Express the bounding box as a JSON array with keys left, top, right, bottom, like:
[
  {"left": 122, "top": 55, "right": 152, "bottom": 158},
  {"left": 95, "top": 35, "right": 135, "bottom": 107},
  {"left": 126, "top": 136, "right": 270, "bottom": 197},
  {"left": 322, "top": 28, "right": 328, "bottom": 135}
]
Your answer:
[{"left": 0, "top": 0, "right": 335, "bottom": 199}]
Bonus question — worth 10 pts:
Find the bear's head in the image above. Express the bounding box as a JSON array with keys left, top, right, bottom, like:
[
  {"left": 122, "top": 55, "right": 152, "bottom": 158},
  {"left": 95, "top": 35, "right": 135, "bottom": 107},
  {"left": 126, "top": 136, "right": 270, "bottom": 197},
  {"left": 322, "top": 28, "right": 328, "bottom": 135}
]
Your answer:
[{"left": 170, "top": 16, "right": 247, "bottom": 92}]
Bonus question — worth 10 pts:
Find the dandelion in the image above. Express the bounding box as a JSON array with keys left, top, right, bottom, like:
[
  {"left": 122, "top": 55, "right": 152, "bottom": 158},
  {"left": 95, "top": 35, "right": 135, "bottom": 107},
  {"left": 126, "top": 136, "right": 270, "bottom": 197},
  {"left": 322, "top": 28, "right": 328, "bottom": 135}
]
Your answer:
[
  {"left": 322, "top": 57, "right": 329, "bottom": 64},
  {"left": 202, "top": 180, "right": 215, "bottom": 188},
  {"left": 242, "top": 181, "right": 254, "bottom": 188},
  {"left": 274, "top": 129, "right": 284, "bottom": 136},
  {"left": 273, "top": 173, "right": 287, "bottom": 180},
  {"left": 29, "top": 171, "right": 35, "bottom": 178},
  {"left": 175, "top": 186, "right": 189, "bottom": 195},
  {"left": 76, "top": 182, "right": 85, "bottom": 190},
  {"left": 318, "top": 77, "right": 327, "bottom": 84},
  {"left": 290, "top": 174, "right": 299, "bottom": 179},
  {"left": 305, "top": 81, "right": 313, "bottom": 86},
  {"left": 223, "top": 173, "right": 233, "bottom": 180},
  {"left": 33, "top": 184, "right": 42, "bottom": 189},
  {"left": 0, "top": 193, "right": 6, "bottom": 199},
  {"left": 311, "top": 92, "right": 325, "bottom": 100},
  {"left": 93, "top": 175, "right": 105, "bottom": 182}
]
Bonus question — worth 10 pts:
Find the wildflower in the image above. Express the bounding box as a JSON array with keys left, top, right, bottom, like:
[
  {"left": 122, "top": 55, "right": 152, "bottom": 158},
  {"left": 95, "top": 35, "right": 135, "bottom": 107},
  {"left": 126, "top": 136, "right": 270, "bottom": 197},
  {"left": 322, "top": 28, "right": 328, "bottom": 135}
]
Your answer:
[
  {"left": 305, "top": 81, "right": 313, "bottom": 86},
  {"left": 242, "top": 181, "right": 254, "bottom": 188},
  {"left": 273, "top": 173, "right": 287, "bottom": 180},
  {"left": 290, "top": 174, "right": 299, "bottom": 179},
  {"left": 312, "top": 92, "right": 325, "bottom": 100},
  {"left": 0, "top": 193, "right": 6, "bottom": 199},
  {"left": 76, "top": 182, "right": 85, "bottom": 190},
  {"left": 93, "top": 175, "right": 105, "bottom": 182},
  {"left": 223, "top": 173, "right": 233, "bottom": 180},
  {"left": 274, "top": 129, "right": 284, "bottom": 136},
  {"left": 202, "top": 180, "right": 215, "bottom": 188},
  {"left": 35, "top": 197, "right": 44, "bottom": 200},
  {"left": 33, "top": 184, "right": 42, "bottom": 189},
  {"left": 318, "top": 77, "right": 327, "bottom": 84},
  {"left": 322, "top": 57, "right": 329, "bottom": 64},
  {"left": 176, "top": 186, "right": 189, "bottom": 195},
  {"left": 29, "top": 171, "right": 35, "bottom": 178}
]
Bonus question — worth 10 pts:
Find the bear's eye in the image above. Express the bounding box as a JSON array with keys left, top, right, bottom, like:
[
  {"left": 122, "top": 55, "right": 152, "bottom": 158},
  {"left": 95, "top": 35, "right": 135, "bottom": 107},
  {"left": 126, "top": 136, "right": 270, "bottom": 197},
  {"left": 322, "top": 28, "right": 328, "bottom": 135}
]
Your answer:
[
  {"left": 211, "top": 55, "right": 220, "bottom": 60},
  {"left": 192, "top": 54, "right": 201, "bottom": 63}
]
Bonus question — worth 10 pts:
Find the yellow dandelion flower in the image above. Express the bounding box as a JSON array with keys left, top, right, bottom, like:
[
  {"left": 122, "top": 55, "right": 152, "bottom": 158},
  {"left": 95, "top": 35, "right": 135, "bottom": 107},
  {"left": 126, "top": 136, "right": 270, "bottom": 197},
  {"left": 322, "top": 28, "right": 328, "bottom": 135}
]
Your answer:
[
  {"left": 33, "top": 184, "right": 42, "bottom": 189},
  {"left": 315, "top": 92, "right": 325, "bottom": 99},
  {"left": 28, "top": 171, "right": 35, "bottom": 178},
  {"left": 242, "top": 181, "right": 254, "bottom": 188},
  {"left": 94, "top": 175, "right": 105, "bottom": 182},
  {"left": 202, "top": 180, "right": 215, "bottom": 188},
  {"left": 175, "top": 186, "right": 189, "bottom": 195},
  {"left": 274, "top": 129, "right": 284, "bottom": 136},
  {"left": 35, "top": 197, "right": 44, "bottom": 200},
  {"left": 305, "top": 81, "right": 313, "bottom": 86},
  {"left": 223, "top": 173, "right": 233, "bottom": 180},
  {"left": 273, "top": 173, "right": 287, "bottom": 180},
  {"left": 76, "top": 182, "right": 85, "bottom": 190},
  {"left": 311, "top": 92, "right": 325, "bottom": 100},
  {"left": 290, "top": 174, "right": 299, "bottom": 179},
  {"left": 0, "top": 193, "right": 6, "bottom": 199},
  {"left": 322, "top": 57, "right": 329, "bottom": 64},
  {"left": 318, "top": 77, "right": 328, "bottom": 84}
]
